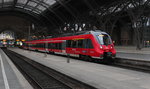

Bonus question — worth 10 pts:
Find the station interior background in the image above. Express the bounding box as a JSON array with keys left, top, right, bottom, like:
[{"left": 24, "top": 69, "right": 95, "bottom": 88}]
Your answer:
[{"left": 0, "top": 0, "right": 149, "bottom": 49}]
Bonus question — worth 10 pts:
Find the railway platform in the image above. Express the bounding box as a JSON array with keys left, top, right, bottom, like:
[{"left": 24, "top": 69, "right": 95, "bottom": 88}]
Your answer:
[
  {"left": 116, "top": 46, "right": 150, "bottom": 61},
  {"left": 0, "top": 49, "right": 33, "bottom": 89},
  {"left": 8, "top": 47, "right": 150, "bottom": 89}
]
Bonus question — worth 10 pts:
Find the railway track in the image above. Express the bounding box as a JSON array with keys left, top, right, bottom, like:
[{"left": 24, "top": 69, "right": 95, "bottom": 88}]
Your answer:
[
  {"left": 113, "top": 58, "right": 150, "bottom": 73},
  {"left": 53, "top": 52, "right": 150, "bottom": 73},
  {"left": 24, "top": 48, "right": 150, "bottom": 73},
  {"left": 55, "top": 52, "right": 150, "bottom": 72},
  {"left": 3, "top": 49, "right": 96, "bottom": 89}
]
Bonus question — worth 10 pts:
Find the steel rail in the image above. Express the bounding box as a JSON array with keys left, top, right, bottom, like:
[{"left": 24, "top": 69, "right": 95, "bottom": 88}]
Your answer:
[{"left": 3, "top": 49, "right": 96, "bottom": 89}]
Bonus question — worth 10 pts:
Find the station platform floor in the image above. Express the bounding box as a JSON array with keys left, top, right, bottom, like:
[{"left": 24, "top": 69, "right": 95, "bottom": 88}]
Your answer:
[
  {"left": 115, "top": 46, "right": 150, "bottom": 61},
  {"left": 8, "top": 48, "right": 150, "bottom": 89},
  {"left": 0, "top": 49, "right": 33, "bottom": 89}
]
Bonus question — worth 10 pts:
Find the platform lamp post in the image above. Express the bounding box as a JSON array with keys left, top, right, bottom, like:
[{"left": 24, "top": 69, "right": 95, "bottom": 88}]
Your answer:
[
  {"left": 28, "top": 24, "right": 31, "bottom": 52},
  {"left": 67, "top": 53, "right": 70, "bottom": 63},
  {"left": 44, "top": 35, "right": 48, "bottom": 57},
  {"left": 44, "top": 41, "right": 48, "bottom": 57},
  {"left": 28, "top": 23, "right": 34, "bottom": 52}
]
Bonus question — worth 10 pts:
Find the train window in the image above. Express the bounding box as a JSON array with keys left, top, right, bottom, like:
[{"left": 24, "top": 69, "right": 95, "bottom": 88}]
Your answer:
[
  {"left": 72, "top": 40, "right": 77, "bottom": 48},
  {"left": 30, "top": 44, "right": 32, "bottom": 47},
  {"left": 50, "top": 43, "right": 52, "bottom": 49},
  {"left": 58, "top": 43, "right": 60, "bottom": 49},
  {"left": 87, "top": 39, "right": 93, "bottom": 48},
  {"left": 37, "top": 44, "right": 39, "bottom": 48},
  {"left": 48, "top": 43, "right": 52, "bottom": 49},
  {"left": 33, "top": 44, "right": 35, "bottom": 47},
  {"left": 36, "top": 44, "right": 38, "bottom": 47},
  {"left": 96, "top": 34, "right": 112, "bottom": 45},
  {"left": 62, "top": 41, "right": 66, "bottom": 50},
  {"left": 55, "top": 43, "right": 57, "bottom": 49},
  {"left": 34, "top": 44, "right": 36, "bottom": 47},
  {"left": 57, "top": 43, "right": 59, "bottom": 49},
  {"left": 29, "top": 44, "right": 31, "bottom": 47},
  {"left": 58, "top": 43, "right": 62, "bottom": 49},
  {"left": 23, "top": 43, "right": 25, "bottom": 46},
  {"left": 39, "top": 44, "right": 41, "bottom": 48},
  {"left": 56, "top": 43, "right": 59, "bottom": 49},
  {"left": 83, "top": 39, "right": 87, "bottom": 48},
  {"left": 83, "top": 39, "right": 93, "bottom": 48},
  {"left": 28, "top": 43, "right": 30, "bottom": 47},
  {"left": 51, "top": 43, "right": 55, "bottom": 49},
  {"left": 38, "top": 44, "right": 40, "bottom": 48},
  {"left": 53, "top": 43, "right": 61, "bottom": 49},
  {"left": 37, "top": 43, "right": 45, "bottom": 48},
  {"left": 27, "top": 43, "right": 28, "bottom": 47},
  {"left": 50, "top": 43, "right": 53, "bottom": 49},
  {"left": 53, "top": 43, "right": 56, "bottom": 49},
  {"left": 43, "top": 43, "right": 46, "bottom": 48},
  {"left": 78, "top": 40, "right": 83, "bottom": 48},
  {"left": 29, "top": 44, "right": 32, "bottom": 47},
  {"left": 31, "top": 44, "right": 33, "bottom": 47},
  {"left": 66, "top": 40, "right": 71, "bottom": 47}
]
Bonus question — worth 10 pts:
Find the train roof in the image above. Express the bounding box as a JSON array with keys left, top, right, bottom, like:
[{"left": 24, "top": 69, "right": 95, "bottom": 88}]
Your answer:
[
  {"left": 53, "top": 30, "right": 106, "bottom": 38},
  {"left": 25, "top": 30, "right": 108, "bottom": 43}
]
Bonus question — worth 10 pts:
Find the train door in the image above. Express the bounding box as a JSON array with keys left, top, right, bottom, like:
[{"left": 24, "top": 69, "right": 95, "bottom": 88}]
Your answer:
[
  {"left": 81, "top": 39, "right": 88, "bottom": 56},
  {"left": 66, "top": 40, "right": 76, "bottom": 54},
  {"left": 71, "top": 40, "right": 78, "bottom": 54},
  {"left": 83, "top": 39, "right": 94, "bottom": 56},
  {"left": 87, "top": 39, "right": 94, "bottom": 56},
  {"left": 45, "top": 42, "right": 48, "bottom": 52},
  {"left": 61, "top": 41, "right": 66, "bottom": 54},
  {"left": 76, "top": 39, "right": 83, "bottom": 55}
]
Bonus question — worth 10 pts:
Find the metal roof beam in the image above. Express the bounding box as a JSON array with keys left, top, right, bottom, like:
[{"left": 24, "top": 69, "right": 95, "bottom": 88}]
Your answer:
[
  {"left": 31, "top": 0, "right": 66, "bottom": 23},
  {"left": 30, "top": 1, "right": 42, "bottom": 12},
  {"left": 12, "top": 0, "right": 18, "bottom": 9},
  {"left": 55, "top": 0, "right": 77, "bottom": 19},
  {"left": 23, "top": 0, "right": 31, "bottom": 9},
  {"left": 2, "top": 0, "right": 4, "bottom": 8}
]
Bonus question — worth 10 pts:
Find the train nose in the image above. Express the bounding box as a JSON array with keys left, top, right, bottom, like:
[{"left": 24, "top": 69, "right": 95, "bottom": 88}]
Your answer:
[
  {"left": 103, "top": 46, "right": 110, "bottom": 52},
  {"left": 104, "top": 52, "right": 112, "bottom": 56}
]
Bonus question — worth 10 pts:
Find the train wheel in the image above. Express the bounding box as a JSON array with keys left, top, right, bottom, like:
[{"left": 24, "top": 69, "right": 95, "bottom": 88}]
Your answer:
[
  {"left": 52, "top": 52, "right": 55, "bottom": 54},
  {"left": 86, "top": 56, "right": 93, "bottom": 61},
  {"left": 35, "top": 49, "right": 38, "bottom": 51},
  {"left": 103, "top": 57, "right": 113, "bottom": 64},
  {"left": 79, "top": 55, "right": 92, "bottom": 61},
  {"left": 49, "top": 51, "right": 55, "bottom": 54},
  {"left": 79, "top": 54, "right": 84, "bottom": 60}
]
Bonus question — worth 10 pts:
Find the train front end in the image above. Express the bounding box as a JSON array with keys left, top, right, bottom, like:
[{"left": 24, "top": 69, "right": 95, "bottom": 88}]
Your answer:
[{"left": 92, "top": 31, "right": 116, "bottom": 60}]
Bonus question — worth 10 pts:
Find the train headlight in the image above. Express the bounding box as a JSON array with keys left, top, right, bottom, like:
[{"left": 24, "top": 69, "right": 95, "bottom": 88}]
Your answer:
[
  {"left": 110, "top": 45, "right": 113, "bottom": 49},
  {"left": 100, "top": 45, "right": 103, "bottom": 49},
  {"left": 111, "top": 46, "right": 112, "bottom": 49}
]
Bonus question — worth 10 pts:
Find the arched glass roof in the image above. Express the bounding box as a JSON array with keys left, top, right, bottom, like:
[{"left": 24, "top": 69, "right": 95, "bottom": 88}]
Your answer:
[{"left": 0, "top": 0, "right": 57, "bottom": 14}]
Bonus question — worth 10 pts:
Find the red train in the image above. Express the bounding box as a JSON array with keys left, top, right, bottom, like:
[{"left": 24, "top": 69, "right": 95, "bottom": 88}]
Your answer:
[{"left": 22, "top": 30, "right": 116, "bottom": 62}]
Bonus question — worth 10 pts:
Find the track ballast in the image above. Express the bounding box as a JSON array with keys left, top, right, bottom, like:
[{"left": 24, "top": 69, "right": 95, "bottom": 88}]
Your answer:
[{"left": 3, "top": 49, "right": 96, "bottom": 89}]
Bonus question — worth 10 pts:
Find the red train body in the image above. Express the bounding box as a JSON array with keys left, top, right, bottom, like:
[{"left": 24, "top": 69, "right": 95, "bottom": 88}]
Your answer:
[{"left": 22, "top": 31, "right": 116, "bottom": 61}]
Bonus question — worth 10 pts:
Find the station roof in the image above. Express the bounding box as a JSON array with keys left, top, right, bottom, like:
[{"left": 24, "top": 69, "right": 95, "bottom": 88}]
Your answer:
[
  {"left": 0, "top": 0, "right": 69, "bottom": 37},
  {"left": 0, "top": 0, "right": 57, "bottom": 14},
  {"left": 0, "top": 0, "right": 115, "bottom": 25},
  {"left": 0, "top": 0, "right": 149, "bottom": 39}
]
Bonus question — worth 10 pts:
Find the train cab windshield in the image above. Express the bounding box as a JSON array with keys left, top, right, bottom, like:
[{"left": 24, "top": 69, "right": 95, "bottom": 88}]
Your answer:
[{"left": 96, "top": 34, "right": 112, "bottom": 45}]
